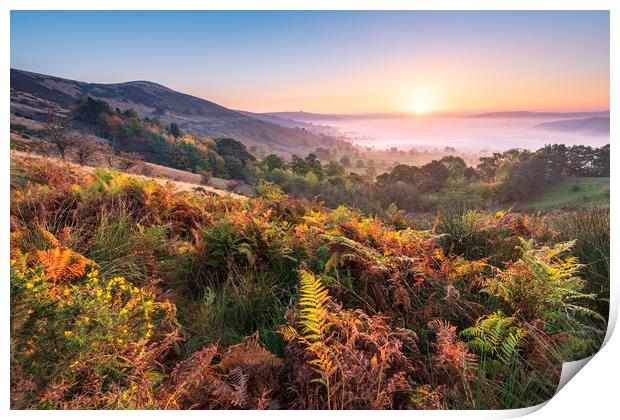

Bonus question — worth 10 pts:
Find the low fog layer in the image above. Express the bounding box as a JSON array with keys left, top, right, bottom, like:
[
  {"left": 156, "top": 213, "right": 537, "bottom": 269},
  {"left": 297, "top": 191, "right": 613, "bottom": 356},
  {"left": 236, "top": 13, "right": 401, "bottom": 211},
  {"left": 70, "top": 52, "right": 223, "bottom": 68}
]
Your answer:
[{"left": 307, "top": 116, "right": 610, "bottom": 152}]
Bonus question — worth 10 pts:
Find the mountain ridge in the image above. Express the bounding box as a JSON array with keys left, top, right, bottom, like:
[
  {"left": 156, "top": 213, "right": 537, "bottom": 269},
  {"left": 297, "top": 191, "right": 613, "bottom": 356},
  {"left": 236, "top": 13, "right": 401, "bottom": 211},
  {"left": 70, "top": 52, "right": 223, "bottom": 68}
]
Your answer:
[{"left": 10, "top": 68, "right": 328, "bottom": 156}]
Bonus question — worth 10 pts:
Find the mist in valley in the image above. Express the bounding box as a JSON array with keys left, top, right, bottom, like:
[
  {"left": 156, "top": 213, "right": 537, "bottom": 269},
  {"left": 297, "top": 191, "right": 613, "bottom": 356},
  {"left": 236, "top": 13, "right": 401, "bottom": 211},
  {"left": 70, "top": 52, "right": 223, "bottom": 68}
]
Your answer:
[{"left": 305, "top": 115, "right": 610, "bottom": 153}]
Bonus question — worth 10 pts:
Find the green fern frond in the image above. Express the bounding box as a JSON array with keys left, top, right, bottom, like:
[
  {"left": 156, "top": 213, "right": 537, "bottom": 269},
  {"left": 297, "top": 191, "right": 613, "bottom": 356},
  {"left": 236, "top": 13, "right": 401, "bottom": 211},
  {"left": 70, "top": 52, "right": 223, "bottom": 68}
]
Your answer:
[
  {"left": 461, "top": 311, "right": 527, "bottom": 363},
  {"left": 278, "top": 269, "right": 334, "bottom": 408}
]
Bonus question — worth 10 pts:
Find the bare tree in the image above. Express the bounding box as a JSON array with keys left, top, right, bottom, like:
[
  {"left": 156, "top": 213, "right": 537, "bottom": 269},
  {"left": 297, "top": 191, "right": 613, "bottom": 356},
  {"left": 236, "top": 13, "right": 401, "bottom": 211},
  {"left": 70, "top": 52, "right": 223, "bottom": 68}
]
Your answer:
[
  {"left": 45, "top": 110, "right": 76, "bottom": 160},
  {"left": 98, "top": 143, "right": 116, "bottom": 167},
  {"left": 74, "top": 131, "right": 99, "bottom": 166}
]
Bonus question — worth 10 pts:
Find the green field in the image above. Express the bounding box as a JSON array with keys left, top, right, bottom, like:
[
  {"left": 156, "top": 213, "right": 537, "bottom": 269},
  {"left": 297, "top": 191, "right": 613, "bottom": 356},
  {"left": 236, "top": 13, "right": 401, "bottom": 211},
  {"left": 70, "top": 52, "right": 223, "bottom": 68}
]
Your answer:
[{"left": 519, "top": 177, "right": 609, "bottom": 210}]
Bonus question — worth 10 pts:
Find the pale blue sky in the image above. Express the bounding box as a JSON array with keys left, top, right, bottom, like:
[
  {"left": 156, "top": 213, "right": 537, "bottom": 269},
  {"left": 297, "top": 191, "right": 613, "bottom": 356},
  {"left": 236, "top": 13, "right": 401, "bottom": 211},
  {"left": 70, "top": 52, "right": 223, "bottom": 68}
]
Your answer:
[{"left": 10, "top": 11, "right": 610, "bottom": 113}]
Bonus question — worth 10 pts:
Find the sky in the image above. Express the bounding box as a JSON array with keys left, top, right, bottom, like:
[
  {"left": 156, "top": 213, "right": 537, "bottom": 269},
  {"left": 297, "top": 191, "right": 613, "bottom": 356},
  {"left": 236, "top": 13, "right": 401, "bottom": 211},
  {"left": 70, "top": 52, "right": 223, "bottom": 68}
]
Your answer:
[{"left": 10, "top": 10, "right": 610, "bottom": 114}]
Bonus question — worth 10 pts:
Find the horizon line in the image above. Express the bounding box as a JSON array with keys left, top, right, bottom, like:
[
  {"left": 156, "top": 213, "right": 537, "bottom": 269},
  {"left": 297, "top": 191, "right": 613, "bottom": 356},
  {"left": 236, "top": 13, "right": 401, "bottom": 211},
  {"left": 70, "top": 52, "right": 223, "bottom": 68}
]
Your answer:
[{"left": 11, "top": 67, "right": 610, "bottom": 118}]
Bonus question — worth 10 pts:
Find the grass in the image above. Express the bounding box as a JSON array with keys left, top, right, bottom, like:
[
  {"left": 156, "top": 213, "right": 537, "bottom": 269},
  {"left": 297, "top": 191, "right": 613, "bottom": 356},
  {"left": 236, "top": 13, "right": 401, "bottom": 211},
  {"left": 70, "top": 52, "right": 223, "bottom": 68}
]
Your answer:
[
  {"left": 540, "top": 207, "right": 610, "bottom": 319},
  {"left": 518, "top": 177, "right": 609, "bottom": 210}
]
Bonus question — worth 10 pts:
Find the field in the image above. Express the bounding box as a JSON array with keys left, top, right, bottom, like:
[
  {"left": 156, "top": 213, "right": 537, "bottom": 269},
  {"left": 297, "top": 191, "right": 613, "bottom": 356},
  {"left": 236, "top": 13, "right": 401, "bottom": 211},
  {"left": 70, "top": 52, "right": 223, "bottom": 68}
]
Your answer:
[
  {"left": 519, "top": 177, "right": 609, "bottom": 211},
  {"left": 10, "top": 155, "right": 609, "bottom": 410}
]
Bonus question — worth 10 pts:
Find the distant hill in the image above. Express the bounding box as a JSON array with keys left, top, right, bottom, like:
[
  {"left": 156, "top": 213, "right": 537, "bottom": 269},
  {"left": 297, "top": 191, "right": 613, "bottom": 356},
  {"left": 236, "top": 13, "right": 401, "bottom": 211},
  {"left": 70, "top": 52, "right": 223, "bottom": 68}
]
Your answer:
[
  {"left": 10, "top": 68, "right": 328, "bottom": 155},
  {"left": 535, "top": 117, "right": 610, "bottom": 136},
  {"left": 472, "top": 110, "right": 609, "bottom": 119},
  {"left": 264, "top": 111, "right": 349, "bottom": 122},
  {"left": 263, "top": 111, "right": 412, "bottom": 122},
  {"left": 236, "top": 110, "right": 320, "bottom": 130}
]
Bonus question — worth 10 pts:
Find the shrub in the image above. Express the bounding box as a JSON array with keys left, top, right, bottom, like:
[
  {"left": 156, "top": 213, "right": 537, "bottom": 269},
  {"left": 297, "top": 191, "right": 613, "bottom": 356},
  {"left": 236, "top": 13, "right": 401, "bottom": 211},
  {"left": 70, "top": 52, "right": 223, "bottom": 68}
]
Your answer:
[
  {"left": 10, "top": 258, "right": 178, "bottom": 408},
  {"left": 257, "top": 180, "right": 287, "bottom": 201}
]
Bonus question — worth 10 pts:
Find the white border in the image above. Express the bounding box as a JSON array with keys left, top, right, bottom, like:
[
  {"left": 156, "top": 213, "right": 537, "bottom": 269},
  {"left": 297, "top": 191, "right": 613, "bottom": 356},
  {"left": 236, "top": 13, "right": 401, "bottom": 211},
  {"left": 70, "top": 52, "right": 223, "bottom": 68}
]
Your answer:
[{"left": 2, "top": 2, "right": 616, "bottom": 419}]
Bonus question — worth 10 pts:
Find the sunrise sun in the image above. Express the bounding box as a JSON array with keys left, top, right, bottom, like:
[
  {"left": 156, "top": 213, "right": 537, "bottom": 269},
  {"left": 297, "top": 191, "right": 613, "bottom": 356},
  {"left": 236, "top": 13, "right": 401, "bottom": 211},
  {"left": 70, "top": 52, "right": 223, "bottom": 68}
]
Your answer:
[{"left": 414, "top": 102, "right": 428, "bottom": 115}]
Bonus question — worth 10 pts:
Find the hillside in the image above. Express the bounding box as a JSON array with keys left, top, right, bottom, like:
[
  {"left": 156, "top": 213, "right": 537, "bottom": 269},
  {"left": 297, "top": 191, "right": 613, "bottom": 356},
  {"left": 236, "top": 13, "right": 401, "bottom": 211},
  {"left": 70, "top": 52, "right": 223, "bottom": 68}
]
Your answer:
[
  {"left": 10, "top": 68, "right": 328, "bottom": 156},
  {"left": 472, "top": 110, "right": 610, "bottom": 119},
  {"left": 535, "top": 117, "right": 610, "bottom": 136},
  {"left": 518, "top": 177, "right": 609, "bottom": 210},
  {"left": 11, "top": 150, "right": 252, "bottom": 200}
]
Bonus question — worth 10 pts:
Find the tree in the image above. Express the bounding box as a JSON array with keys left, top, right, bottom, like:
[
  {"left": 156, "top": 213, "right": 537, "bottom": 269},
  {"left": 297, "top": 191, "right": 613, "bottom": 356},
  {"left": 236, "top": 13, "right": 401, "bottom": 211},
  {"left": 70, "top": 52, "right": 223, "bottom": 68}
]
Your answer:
[
  {"left": 266, "top": 168, "right": 293, "bottom": 187},
  {"left": 440, "top": 156, "right": 467, "bottom": 178},
  {"left": 303, "top": 171, "right": 320, "bottom": 194},
  {"left": 290, "top": 154, "right": 310, "bottom": 175},
  {"left": 325, "top": 160, "right": 345, "bottom": 178},
  {"left": 376, "top": 164, "right": 419, "bottom": 187},
  {"left": 171, "top": 140, "right": 206, "bottom": 173},
  {"left": 215, "top": 138, "right": 256, "bottom": 164},
  {"left": 476, "top": 149, "right": 523, "bottom": 180},
  {"left": 207, "top": 150, "right": 228, "bottom": 178},
  {"left": 418, "top": 160, "right": 450, "bottom": 193},
  {"left": 223, "top": 155, "right": 245, "bottom": 180},
  {"left": 263, "top": 154, "right": 286, "bottom": 172},
  {"left": 304, "top": 153, "right": 324, "bottom": 179},
  {"left": 593, "top": 144, "right": 610, "bottom": 177},
  {"left": 463, "top": 167, "right": 477, "bottom": 180},
  {"left": 501, "top": 155, "right": 546, "bottom": 201},
  {"left": 123, "top": 108, "right": 139, "bottom": 119},
  {"left": 74, "top": 131, "right": 99, "bottom": 165},
  {"left": 167, "top": 122, "right": 183, "bottom": 139},
  {"left": 45, "top": 110, "right": 76, "bottom": 161},
  {"left": 73, "top": 96, "right": 112, "bottom": 124},
  {"left": 339, "top": 156, "right": 352, "bottom": 167},
  {"left": 536, "top": 144, "right": 569, "bottom": 178}
]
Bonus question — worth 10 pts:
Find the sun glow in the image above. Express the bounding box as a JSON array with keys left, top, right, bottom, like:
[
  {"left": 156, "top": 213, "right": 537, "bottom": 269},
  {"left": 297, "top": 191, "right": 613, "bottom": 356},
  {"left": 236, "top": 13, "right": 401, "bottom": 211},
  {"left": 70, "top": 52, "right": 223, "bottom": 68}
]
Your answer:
[{"left": 414, "top": 102, "right": 428, "bottom": 115}]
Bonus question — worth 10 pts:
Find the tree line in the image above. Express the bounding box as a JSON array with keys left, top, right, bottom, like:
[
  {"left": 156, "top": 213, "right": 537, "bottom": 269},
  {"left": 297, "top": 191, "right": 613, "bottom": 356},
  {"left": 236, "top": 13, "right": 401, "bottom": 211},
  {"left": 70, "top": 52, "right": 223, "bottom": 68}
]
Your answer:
[{"left": 41, "top": 96, "right": 608, "bottom": 213}]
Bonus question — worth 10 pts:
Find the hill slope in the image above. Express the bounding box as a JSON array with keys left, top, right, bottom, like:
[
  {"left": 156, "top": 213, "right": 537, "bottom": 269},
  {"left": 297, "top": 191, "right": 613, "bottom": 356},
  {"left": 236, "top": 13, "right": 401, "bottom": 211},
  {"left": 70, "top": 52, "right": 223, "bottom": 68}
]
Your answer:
[
  {"left": 10, "top": 68, "right": 326, "bottom": 156},
  {"left": 472, "top": 110, "right": 609, "bottom": 119},
  {"left": 535, "top": 117, "right": 610, "bottom": 136},
  {"left": 518, "top": 177, "right": 609, "bottom": 210}
]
